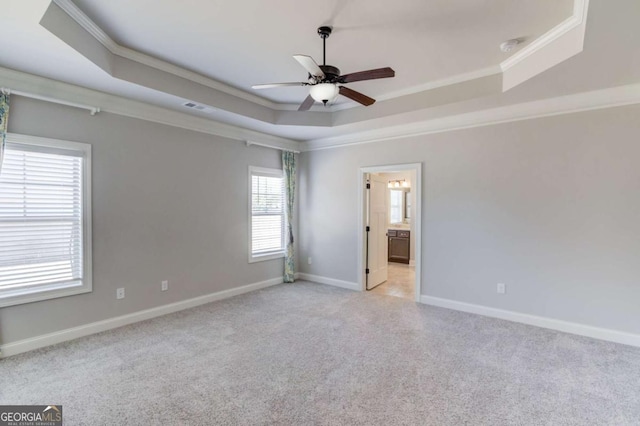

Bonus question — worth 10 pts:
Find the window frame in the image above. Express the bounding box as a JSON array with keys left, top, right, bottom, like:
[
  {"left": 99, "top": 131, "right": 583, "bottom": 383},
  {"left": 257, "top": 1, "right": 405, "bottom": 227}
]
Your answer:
[
  {"left": 248, "top": 166, "right": 285, "bottom": 263},
  {"left": 0, "top": 133, "right": 92, "bottom": 307}
]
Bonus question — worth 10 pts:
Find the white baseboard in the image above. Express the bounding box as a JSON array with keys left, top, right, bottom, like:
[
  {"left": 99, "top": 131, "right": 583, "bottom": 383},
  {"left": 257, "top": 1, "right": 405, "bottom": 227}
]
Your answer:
[
  {"left": 297, "top": 273, "right": 360, "bottom": 291},
  {"left": 0, "top": 277, "right": 283, "bottom": 358},
  {"left": 421, "top": 295, "right": 640, "bottom": 348}
]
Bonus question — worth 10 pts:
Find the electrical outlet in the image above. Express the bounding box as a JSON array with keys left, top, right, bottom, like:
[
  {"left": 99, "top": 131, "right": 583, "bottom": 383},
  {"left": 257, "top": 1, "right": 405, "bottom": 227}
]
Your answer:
[
  {"left": 497, "top": 283, "right": 506, "bottom": 294},
  {"left": 161, "top": 280, "right": 168, "bottom": 291},
  {"left": 116, "top": 288, "right": 125, "bottom": 299},
  {"left": 307, "top": 257, "right": 312, "bottom": 265}
]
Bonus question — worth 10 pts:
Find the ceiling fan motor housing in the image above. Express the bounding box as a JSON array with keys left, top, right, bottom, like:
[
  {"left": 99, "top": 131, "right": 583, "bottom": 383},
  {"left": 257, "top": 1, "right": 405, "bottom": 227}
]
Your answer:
[{"left": 319, "top": 65, "right": 340, "bottom": 82}]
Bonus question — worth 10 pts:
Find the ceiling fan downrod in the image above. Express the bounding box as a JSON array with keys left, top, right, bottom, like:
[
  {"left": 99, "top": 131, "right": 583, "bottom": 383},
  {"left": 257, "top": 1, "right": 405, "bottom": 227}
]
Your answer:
[{"left": 317, "top": 26, "right": 332, "bottom": 66}]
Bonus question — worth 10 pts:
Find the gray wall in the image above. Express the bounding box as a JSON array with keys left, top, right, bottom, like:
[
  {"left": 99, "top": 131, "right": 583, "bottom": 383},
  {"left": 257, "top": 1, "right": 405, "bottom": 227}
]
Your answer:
[
  {"left": 0, "top": 97, "right": 285, "bottom": 344},
  {"left": 298, "top": 104, "right": 640, "bottom": 335}
]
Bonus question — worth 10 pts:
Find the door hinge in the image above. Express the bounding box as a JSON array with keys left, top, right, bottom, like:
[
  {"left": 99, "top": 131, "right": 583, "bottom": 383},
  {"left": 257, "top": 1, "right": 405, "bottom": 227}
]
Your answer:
[
  {"left": 366, "top": 226, "right": 370, "bottom": 232},
  {"left": 365, "top": 268, "right": 370, "bottom": 274},
  {"left": 366, "top": 183, "right": 371, "bottom": 189}
]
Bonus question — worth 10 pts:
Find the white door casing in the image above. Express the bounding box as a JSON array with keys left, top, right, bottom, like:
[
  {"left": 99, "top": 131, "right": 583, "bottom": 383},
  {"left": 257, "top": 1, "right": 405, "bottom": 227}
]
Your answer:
[{"left": 358, "top": 163, "right": 422, "bottom": 302}]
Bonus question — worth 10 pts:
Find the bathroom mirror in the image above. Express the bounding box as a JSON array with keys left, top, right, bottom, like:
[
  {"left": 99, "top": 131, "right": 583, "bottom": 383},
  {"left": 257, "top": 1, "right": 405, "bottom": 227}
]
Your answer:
[{"left": 389, "top": 188, "right": 411, "bottom": 225}]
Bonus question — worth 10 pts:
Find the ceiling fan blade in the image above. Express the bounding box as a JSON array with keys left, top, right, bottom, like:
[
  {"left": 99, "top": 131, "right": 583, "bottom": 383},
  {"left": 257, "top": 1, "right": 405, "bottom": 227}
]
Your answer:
[
  {"left": 298, "top": 94, "right": 315, "bottom": 111},
  {"left": 252, "top": 82, "right": 308, "bottom": 89},
  {"left": 339, "top": 86, "right": 376, "bottom": 106},
  {"left": 293, "top": 55, "right": 325, "bottom": 79},
  {"left": 339, "top": 67, "right": 395, "bottom": 83}
]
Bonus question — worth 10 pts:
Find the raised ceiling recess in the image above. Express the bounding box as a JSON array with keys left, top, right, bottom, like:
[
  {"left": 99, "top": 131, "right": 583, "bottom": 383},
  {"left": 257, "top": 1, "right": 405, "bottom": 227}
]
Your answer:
[{"left": 0, "top": 0, "right": 591, "bottom": 147}]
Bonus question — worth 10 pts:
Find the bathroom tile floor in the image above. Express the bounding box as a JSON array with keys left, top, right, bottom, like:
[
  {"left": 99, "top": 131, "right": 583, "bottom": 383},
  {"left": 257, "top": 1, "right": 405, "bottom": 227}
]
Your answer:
[{"left": 370, "top": 262, "right": 415, "bottom": 300}]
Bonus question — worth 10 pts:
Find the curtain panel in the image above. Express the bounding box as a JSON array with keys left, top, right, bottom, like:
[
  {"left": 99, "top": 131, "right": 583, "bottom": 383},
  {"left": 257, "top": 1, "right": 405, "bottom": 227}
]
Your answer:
[
  {"left": 0, "top": 91, "right": 9, "bottom": 172},
  {"left": 0, "top": 91, "right": 7, "bottom": 354},
  {"left": 283, "top": 151, "right": 296, "bottom": 283}
]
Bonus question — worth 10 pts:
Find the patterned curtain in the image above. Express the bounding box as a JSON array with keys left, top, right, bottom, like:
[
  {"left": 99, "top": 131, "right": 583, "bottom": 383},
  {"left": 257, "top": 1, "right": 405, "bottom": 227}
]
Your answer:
[
  {"left": 0, "top": 91, "right": 6, "bottom": 355},
  {"left": 0, "top": 91, "right": 9, "bottom": 173},
  {"left": 283, "top": 151, "right": 296, "bottom": 283}
]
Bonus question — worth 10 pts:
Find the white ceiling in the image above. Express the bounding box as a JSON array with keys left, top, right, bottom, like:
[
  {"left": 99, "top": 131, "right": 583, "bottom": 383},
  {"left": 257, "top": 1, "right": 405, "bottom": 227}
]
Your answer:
[
  {"left": 1, "top": 0, "right": 639, "bottom": 144},
  {"left": 0, "top": 1, "right": 198, "bottom": 120},
  {"left": 72, "top": 0, "right": 573, "bottom": 104}
]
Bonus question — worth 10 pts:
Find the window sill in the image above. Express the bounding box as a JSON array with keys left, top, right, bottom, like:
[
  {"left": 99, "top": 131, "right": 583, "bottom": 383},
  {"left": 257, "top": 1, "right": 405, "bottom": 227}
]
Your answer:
[
  {"left": 249, "top": 251, "right": 285, "bottom": 264},
  {"left": 0, "top": 280, "right": 92, "bottom": 308}
]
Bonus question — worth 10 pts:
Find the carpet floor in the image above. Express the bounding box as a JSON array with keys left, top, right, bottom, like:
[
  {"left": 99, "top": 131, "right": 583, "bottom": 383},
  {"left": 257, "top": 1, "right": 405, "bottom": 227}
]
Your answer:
[{"left": 1, "top": 282, "right": 639, "bottom": 425}]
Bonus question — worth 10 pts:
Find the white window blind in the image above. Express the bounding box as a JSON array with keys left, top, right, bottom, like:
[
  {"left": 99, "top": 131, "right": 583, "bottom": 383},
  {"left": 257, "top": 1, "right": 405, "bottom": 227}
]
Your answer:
[
  {"left": 250, "top": 168, "right": 285, "bottom": 260},
  {"left": 0, "top": 138, "right": 90, "bottom": 306}
]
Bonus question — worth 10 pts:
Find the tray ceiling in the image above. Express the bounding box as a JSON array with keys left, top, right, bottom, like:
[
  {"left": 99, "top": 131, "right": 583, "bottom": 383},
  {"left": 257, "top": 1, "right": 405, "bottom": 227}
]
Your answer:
[
  {"left": 72, "top": 0, "right": 573, "bottom": 104},
  {"left": 6, "top": 0, "right": 638, "bottom": 148}
]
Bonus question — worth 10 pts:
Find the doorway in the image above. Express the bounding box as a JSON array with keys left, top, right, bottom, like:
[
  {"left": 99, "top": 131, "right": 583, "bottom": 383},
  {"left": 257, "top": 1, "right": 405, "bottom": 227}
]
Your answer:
[{"left": 358, "top": 163, "right": 422, "bottom": 302}]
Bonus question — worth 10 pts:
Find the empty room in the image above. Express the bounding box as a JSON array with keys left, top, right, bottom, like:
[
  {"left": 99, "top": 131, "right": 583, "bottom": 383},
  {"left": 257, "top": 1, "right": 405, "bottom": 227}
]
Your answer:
[{"left": 1, "top": 0, "right": 640, "bottom": 424}]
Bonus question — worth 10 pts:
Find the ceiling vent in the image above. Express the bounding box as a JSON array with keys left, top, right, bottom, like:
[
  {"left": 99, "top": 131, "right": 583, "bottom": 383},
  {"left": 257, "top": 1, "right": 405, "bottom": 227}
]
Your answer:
[{"left": 182, "top": 101, "right": 215, "bottom": 113}]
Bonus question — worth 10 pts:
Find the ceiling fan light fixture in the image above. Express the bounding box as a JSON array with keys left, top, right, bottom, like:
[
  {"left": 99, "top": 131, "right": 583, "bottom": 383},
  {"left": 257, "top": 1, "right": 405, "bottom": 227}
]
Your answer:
[
  {"left": 310, "top": 83, "right": 339, "bottom": 104},
  {"left": 253, "top": 26, "right": 395, "bottom": 111}
]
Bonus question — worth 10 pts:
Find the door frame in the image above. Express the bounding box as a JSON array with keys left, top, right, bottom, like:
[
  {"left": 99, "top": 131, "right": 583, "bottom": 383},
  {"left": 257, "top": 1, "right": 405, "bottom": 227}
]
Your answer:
[{"left": 357, "top": 163, "right": 423, "bottom": 302}]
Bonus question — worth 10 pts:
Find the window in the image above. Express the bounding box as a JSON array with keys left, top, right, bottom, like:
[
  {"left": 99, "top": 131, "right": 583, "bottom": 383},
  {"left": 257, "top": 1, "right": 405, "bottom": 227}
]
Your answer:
[
  {"left": 0, "top": 134, "right": 92, "bottom": 307},
  {"left": 389, "top": 189, "right": 403, "bottom": 224},
  {"left": 249, "top": 166, "right": 285, "bottom": 262}
]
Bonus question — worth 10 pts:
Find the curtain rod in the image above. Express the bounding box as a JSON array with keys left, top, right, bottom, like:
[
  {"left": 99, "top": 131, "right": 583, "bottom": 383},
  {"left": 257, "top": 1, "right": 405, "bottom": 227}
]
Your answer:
[
  {"left": 246, "top": 140, "right": 300, "bottom": 154},
  {"left": 1, "top": 88, "right": 101, "bottom": 116}
]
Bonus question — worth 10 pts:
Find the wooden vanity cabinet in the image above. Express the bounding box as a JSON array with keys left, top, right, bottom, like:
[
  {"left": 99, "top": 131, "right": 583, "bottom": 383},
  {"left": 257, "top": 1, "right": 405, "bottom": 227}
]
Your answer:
[{"left": 388, "top": 229, "right": 410, "bottom": 264}]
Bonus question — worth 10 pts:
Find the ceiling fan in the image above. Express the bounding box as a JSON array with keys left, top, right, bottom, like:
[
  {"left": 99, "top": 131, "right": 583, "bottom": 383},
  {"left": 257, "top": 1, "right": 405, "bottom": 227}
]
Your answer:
[{"left": 252, "top": 26, "right": 395, "bottom": 111}]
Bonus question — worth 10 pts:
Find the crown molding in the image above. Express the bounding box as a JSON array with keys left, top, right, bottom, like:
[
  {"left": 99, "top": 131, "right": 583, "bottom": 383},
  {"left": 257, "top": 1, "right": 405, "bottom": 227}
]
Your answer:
[
  {"left": 26, "top": 0, "right": 600, "bottom": 148},
  {"left": 301, "top": 83, "right": 640, "bottom": 151},
  {"left": 5, "top": 66, "right": 637, "bottom": 156},
  {"left": 331, "top": 66, "right": 502, "bottom": 112},
  {"left": 0, "top": 66, "right": 301, "bottom": 151},
  {"left": 51, "top": 0, "right": 285, "bottom": 110},
  {"left": 378, "top": 66, "right": 503, "bottom": 103},
  {"left": 50, "top": 0, "right": 503, "bottom": 114},
  {"left": 50, "top": 0, "right": 586, "bottom": 117},
  {"left": 500, "top": 0, "right": 589, "bottom": 72}
]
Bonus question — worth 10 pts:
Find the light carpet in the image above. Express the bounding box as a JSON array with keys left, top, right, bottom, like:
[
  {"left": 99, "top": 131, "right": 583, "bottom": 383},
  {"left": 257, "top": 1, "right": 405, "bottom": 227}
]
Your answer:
[{"left": 1, "top": 282, "right": 639, "bottom": 425}]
